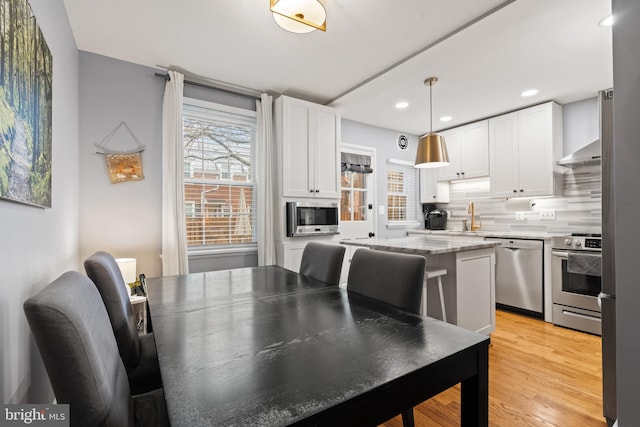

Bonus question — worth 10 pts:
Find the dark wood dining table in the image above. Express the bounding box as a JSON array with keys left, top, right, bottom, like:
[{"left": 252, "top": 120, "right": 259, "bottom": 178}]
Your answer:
[{"left": 146, "top": 265, "right": 489, "bottom": 426}]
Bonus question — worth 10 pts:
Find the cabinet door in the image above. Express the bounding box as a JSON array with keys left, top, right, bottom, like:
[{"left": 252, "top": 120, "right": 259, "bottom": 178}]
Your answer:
[
  {"left": 489, "top": 112, "right": 519, "bottom": 197},
  {"left": 460, "top": 120, "right": 489, "bottom": 179},
  {"left": 437, "top": 128, "right": 462, "bottom": 181},
  {"left": 456, "top": 249, "right": 495, "bottom": 335},
  {"left": 517, "top": 103, "right": 553, "bottom": 196},
  {"left": 420, "top": 168, "right": 450, "bottom": 203},
  {"left": 282, "top": 101, "right": 313, "bottom": 197},
  {"left": 313, "top": 109, "right": 340, "bottom": 198}
]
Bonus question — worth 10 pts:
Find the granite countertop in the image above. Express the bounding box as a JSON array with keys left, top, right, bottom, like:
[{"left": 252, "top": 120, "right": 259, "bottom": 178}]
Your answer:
[
  {"left": 340, "top": 235, "right": 500, "bottom": 255},
  {"left": 407, "top": 229, "right": 555, "bottom": 240}
]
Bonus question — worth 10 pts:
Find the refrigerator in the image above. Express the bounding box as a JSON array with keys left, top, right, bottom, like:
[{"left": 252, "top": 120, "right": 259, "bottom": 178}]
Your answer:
[{"left": 600, "top": 88, "right": 616, "bottom": 427}]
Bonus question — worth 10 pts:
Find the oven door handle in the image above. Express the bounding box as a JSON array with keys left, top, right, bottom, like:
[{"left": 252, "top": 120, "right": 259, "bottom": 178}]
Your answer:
[{"left": 551, "top": 250, "right": 569, "bottom": 259}]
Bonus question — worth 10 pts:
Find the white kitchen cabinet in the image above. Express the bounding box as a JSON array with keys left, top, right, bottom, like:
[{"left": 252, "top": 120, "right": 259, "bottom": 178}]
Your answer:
[
  {"left": 437, "top": 120, "right": 489, "bottom": 181},
  {"left": 275, "top": 96, "right": 340, "bottom": 199},
  {"left": 455, "top": 248, "right": 495, "bottom": 335},
  {"left": 489, "top": 102, "right": 562, "bottom": 198},
  {"left": 419, "top": 168, "right": 450, "bottom": 203}
]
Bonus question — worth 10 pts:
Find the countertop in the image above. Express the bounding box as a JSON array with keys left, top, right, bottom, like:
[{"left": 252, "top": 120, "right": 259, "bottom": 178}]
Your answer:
[
  {"left": 407, "top": 229, "right": 555, "bottom": 241},
  {"left": 340, "top": 235, "right": 500, "bottom": 255}
]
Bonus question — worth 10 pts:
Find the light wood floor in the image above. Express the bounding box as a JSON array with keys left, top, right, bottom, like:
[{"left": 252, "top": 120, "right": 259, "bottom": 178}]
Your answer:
[{"left": 380, "top": 310, "right": 607, "bottom": 427}]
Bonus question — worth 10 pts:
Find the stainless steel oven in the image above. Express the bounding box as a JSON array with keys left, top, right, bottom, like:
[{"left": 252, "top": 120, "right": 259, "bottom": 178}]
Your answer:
[{"left": 551, "top": 234, "right": 602, "bottom": 335}]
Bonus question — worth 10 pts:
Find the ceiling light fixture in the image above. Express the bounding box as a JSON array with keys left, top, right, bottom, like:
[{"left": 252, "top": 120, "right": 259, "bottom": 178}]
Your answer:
[
  {"left": 270, "top": 0, "right": 326, "bottom": 34},
  {"left": 415, "top": 77, "right": 450, "bottom": 169},
  {"left": 599, "top": 15, "right": 613, "bottom": 27},
  {"left": 440, "top": 116, "right": 452, "bottom": 122},
  {"left": 395, "top": 101, "right": 409, "bottom": 109},
  {"left": 521, "top": 89, "right": 538, "bottom": 97}
]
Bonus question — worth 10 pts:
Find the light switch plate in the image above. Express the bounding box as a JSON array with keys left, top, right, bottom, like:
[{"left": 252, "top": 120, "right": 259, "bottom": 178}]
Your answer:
[
  {"left": 539, "top": 210, "right": 556, "bottom": 220},
  {"left": 378, "top": 205, "right": 386, "bottom": 215}
]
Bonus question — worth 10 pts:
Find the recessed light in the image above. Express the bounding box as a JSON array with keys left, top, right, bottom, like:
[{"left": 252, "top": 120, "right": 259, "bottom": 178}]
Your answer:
[
  {"left": 599, "top": 15, "right": 613, "bottom": 27},
  {"left": 521, "top": 89, "right": 538, "bottom": 97},
  {"left": 395, "top": 101, "right": 409, "bottom": 109},
  {"left": 440, "top": 116, "right": 452, "bottom": 122}
]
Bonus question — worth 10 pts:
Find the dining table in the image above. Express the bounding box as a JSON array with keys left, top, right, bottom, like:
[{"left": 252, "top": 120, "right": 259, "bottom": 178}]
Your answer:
[{"left": 145, "top": 265, "right": 490, "bottom": 426}]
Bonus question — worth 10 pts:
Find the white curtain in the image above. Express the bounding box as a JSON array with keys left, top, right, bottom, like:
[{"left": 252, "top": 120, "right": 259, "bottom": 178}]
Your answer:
[
  {"left": 161, "top": 70, "right": 189, "bottom": 276},
  {"left": 256, "top": 93, "right": 276, "bottom": 265}
]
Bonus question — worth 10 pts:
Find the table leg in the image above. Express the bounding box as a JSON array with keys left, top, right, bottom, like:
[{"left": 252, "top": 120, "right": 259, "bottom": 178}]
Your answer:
[{"left": 460, "top": 345, "right": 489, "bottom": 427}]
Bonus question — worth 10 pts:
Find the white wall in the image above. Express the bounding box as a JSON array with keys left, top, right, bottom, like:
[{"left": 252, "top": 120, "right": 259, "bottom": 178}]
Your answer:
[
  {"left": 78, "top": 52, "right": 165, "bottom": 277},
  {"left": 612, "top": 0, "right": 640, "bottom": 424},
  {"left": 0, "top": 0, "right": 79, "bottom": 403}
]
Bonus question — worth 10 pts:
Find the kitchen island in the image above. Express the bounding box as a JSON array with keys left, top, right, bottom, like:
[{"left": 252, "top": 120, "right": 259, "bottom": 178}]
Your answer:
[{"left": 341, "top": 235, "right": 499, "bottom": 335}]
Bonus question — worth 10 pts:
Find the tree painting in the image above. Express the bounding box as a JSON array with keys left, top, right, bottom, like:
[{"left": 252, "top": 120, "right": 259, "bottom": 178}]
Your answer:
[{"left": 0, "top": 0, "right": 53, "bottom": 208}]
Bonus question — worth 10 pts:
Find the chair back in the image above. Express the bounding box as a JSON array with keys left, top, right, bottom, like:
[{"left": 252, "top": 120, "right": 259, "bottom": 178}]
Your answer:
[
  {"left": 84, "top": 251, "right": 140, "bottom": 370},
  {"left": 347, "top": 249, "right": 426, "bottom": 314},
  {"left": 24, "top": 271, "right": 133, "bottom": 427},
  {"left": 299, "top": 242, "right": 346, "bottom": 286}
]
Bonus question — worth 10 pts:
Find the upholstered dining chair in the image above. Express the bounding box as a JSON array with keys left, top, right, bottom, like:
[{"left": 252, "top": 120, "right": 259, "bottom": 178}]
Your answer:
[
  {"left": 84, "top": 251, "right": 162, "bottom": 395},
  {"left": 23, "top": 271, "right": 169, "bottom": 427},
  {"left": 347, "top": 248, "right": 426, "bottom": 427},
  {"left": 299, "top": 242, "right": 346, "bottom": 286}
]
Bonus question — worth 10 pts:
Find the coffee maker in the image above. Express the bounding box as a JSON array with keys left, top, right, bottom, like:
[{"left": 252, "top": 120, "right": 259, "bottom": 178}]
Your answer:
[{"left": 423, "top": 204, "right": 448, "bottom": 230}]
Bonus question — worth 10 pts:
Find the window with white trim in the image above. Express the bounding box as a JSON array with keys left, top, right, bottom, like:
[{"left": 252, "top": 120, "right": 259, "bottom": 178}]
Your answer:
[
  {"left": 386, "top": 160, "right": 419, "bottom": 226},
  {"left": 183, "top": 99, "right": 257, "bottom": 249}
]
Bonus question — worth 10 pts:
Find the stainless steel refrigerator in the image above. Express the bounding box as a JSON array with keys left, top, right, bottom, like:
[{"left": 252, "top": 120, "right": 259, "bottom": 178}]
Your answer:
[{"left": 600, "top": 88, "right": 616, "bottom": 427}]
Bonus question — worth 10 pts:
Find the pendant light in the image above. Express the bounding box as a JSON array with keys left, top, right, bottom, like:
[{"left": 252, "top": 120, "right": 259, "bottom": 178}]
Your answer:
[
  {"left": 270, "top": 0, "right": 326, "bottom": 34},
  {"left": 415, "top": 77, "right": 450, "bottom": 168}
]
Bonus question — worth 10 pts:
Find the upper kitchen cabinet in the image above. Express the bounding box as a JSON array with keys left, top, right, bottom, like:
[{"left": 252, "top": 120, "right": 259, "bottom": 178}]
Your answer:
[
  {"left": 420, "top": 168, "right": 450, "bottom": 203},
  {"left": 275, "top": 96, "right": 340, "bottom": 199},
  {"left": 489, "top": 102, "right": 562, "bottom": 198},
  {"left": 437, "top": 120, "right": 489, "bottom": 182}
]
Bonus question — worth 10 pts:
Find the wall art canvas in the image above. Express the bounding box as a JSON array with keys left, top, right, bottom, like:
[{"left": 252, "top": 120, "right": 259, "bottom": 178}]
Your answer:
[{"left": 0, "top": 0, "right": 53, "bottom": 208}]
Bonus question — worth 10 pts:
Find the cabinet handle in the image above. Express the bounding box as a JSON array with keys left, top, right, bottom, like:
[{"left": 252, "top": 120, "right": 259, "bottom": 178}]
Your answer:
[
  {"left": 456, "top": 172, "right": 460, "bottom": 176},
  {"left": 315, "top": 189, "right": 319, "bottom": 193},
  {"left": 519, "top": 189, "right": 524, "bottom": 193},
  {"left": 513, "top": 190, "right": 517, "bottom": 193},
  {"left": 432, "top": 195, "right": 436, "bottom": 199},
  {"left": 461, "top": 172, "right": 465, "bottom": 176},
  {"left": 309, "top": 189, "right": 314, "bottom": 193}
]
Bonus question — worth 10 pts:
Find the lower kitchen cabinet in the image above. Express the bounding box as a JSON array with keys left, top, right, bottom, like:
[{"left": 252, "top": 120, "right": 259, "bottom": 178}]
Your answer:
[{"left": 455, "top": 248, "right": 496, "bottom": 335}]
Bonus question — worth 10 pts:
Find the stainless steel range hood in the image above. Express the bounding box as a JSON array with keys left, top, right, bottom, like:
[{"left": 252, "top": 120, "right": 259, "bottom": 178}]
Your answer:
[{"left": 557, "top": 139, "right": 601, "bottom": 168}]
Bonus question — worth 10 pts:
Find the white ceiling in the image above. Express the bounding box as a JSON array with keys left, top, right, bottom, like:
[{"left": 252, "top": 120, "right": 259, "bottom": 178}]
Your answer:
[{"left": 63, "top": 0, "right": 612, "bottom": 135}]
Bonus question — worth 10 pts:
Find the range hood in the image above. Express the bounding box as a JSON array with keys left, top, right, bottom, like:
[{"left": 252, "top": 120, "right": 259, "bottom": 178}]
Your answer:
[{"left": 557, "top": 140, "right": 601, "bottom": 168}]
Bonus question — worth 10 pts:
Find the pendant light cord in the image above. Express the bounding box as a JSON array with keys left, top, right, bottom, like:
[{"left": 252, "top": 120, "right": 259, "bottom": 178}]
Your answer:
[{"left": 429, "top": 80, "right": 433, "bottom": 134}]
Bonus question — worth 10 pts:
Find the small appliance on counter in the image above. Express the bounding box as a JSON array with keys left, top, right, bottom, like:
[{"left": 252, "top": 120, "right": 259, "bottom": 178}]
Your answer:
[{"left": 423, "top": 204, "right": 448, "bottom": 230}]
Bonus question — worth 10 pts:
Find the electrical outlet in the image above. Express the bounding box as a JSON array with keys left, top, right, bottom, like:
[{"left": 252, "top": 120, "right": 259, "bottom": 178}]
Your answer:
[
  {"left": 378, "top": 205, "right": 386, "bottom": 215},
  {"left": 539, "top": 210, "right": 556, "bottom": 220},
  {"left": 515, "top": 212, "right": 525, "bottom": 221}
]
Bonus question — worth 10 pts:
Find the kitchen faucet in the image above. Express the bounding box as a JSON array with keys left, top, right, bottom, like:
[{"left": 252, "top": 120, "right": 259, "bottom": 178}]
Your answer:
[{"left": 468, "top": 201, "right": 481, "bottom": 231}]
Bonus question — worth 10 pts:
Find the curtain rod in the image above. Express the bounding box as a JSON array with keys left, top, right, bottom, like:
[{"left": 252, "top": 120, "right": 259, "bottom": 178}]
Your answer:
[{"left": 155, "top": 72, "right": 262, "bottom": 99}]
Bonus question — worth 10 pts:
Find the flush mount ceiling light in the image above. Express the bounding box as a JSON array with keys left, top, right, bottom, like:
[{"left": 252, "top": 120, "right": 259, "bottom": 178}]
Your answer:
[
  {"left": 415, "top": 77, "right": 450, "bottom": 168},
  {"left": 521, "top": 89, "right": 539, "bottom": 97},
  {"left": 440, "top": 116, "right": 452, "bottom": 122},
  {"left": 395, "top": 101, "right": 409, "bottom": 109},
  {"left": 270, "top": 0, "right": 326, "bottom": 34}
]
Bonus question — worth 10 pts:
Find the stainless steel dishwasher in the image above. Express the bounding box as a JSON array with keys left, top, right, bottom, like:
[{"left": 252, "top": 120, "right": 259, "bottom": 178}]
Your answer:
[{"left": 485, "top": 237, "right": 544, "bottom": 317}]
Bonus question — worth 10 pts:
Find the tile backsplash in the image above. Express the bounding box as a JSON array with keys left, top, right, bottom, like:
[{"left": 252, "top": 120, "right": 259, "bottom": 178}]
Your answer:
[{"left": 434, "top": 164, "right": 601, "bottom": 234}]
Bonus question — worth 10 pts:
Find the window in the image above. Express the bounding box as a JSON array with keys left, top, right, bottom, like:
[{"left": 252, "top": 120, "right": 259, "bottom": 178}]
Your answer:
[
  {"left": 183, "top": 99, "right": 257, "bottom": 249},
  {"left": 341, "top": 171, "right": 368, "bottom": 222},
  {"left": 386, "top": 160, "right": 419, "bottom": 226}
]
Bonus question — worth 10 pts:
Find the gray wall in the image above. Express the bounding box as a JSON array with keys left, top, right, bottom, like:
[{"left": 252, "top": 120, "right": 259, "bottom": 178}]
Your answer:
[
  {"left": 78, "top": 53, "right": 257, "bottom": 277},
  {"left": 612, "top": 0, "right": 640, "bottom": 424},
  {"left": 0, "top": 0, "right": 79, "bottom": 403},
  {"left": 341, "top": 119, "right": 423, "bottom": 238}
]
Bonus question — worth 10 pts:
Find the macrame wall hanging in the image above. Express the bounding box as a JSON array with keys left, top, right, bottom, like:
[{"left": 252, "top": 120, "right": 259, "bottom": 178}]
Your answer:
[{"left": 95, "top": 121, "right": 146, "bottom": 184}]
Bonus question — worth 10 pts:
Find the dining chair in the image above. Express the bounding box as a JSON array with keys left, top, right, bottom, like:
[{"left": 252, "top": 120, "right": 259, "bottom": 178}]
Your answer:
[
  {"left": 347, "top": 248, "right": 426, "bottom": 427},
  {"left": 23, "top": 271, "right": 169, "bottom": 427},
  {"left": 84, "top": 251, "right": 162, "bottom": 395},
  {"left": 299, "top": 242, "right": 346, "bottom": 286}
]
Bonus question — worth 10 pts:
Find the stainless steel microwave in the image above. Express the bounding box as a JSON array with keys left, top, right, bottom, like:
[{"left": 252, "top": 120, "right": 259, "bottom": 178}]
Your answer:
[{"left": 286, "top": 201, "right": 339, "bottom": 237}]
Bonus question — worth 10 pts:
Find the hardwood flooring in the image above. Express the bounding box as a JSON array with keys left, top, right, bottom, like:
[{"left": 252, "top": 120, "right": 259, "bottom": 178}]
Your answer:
[{"left": 380, "top": 310, "right": 607, "bottom": 427}]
